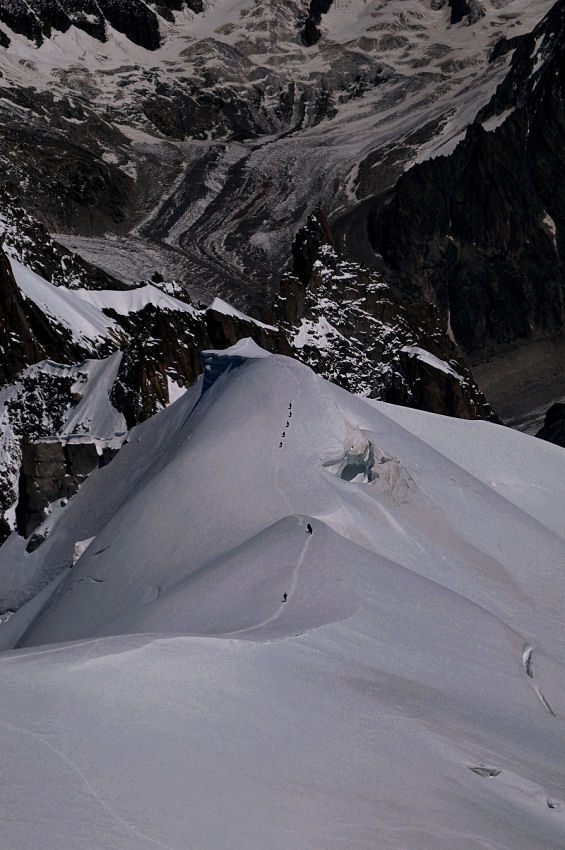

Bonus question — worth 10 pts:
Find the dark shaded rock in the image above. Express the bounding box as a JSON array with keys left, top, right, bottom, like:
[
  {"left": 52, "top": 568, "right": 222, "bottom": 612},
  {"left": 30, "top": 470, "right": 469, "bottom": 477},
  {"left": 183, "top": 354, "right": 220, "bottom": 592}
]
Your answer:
[
  {"left": 109, "top": 299, "right": 289, "bottom": 427},
  {"left": 25, "top": 528, "right": 48, "bottom": 553},
  {"left": 448, "top": 0, "right": 485, "bottom": 25},
  {"left": 489, "top": 35, "right": 522, "bottom": 64},
  {"left": 16, "top": 439, "right": 103, "bottom": 538},
  {"left": 0, "top": 0, "right": 202, "bottom": 50},
  {"left": 301, "top": 0, "right": 334, "bottom": 46},
  {"left": 0, "top": 184, "right": 127, "bottom": 290},
  {"left": 272, "top": 213, "right": 497, "bottom": 420},
  {"left": 97, "top": 0, "right": 160, "bottom": 50},
  {"left": 536, "top": 402, "right": 565, "bottom": 448},
  {"left": 291, "top": 210, "right": 335, "bottom": 285},
  {"left": 101, "top": 445, "right": 119, "bottom": 466},
  {"left": 110, "top": 340, "right": 172, "bottom": 428},
  {"left": 0, "top": 0, "right": 44, "bottom": 45},
  {"left": 368, "top": 0, "right": 565, "bottom": 360},
  {"left": 108, "top": 304, "right": 209, "bottom": 427},
  {"left": 0, "top": 113, "right": 136, "bottom": 235},
  {"left": 0, "top": 0, "right": 161, "bottom": 49},
  {"left": 6, "top": 373, "right": 74, "bottom": 439},
  {"left": 431, "top": 0, "right": 485, "bottom": 25},
  {"left": 27, "top": 0, "right": 71, "bottom": 35},
  {"left": 142, "top": 83, "right": 266, "bottom": 142},
  {"left": 0, "top": 515, "right": 10, "bottom": 544},
  {"left": 388, "top": 345, "right": 488, "bottom": 419},
  {"left": 66, "top": 6, "right": 106, "bottom": 40},
  {"left": 0, "top": 369, "right": 76, "bottom": 545},
  {"left": 206, "top": 307, "right": 289, "bottom": 355},
  {"left": 0, "top": 246, "right": 97, "bottom": 385}
]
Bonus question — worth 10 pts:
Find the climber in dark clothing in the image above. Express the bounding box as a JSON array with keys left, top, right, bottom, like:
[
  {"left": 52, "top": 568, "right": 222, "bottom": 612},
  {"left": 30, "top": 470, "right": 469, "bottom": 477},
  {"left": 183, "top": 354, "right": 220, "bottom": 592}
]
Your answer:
[
  {"left": 306, "top": 523, "right": 313, "bottom": 534},
  {"left": 282, "top": 592, "right": 288, "bottom": 602}
]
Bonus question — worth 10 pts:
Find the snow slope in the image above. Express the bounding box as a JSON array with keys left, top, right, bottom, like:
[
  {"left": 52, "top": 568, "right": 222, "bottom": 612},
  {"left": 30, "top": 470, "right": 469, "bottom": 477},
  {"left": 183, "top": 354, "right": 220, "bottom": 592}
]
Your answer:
[
  {"left": 10, "top": 258, "right": 121, "bottom": 351},
  {"left": 1, "top": 342, "right": 565, "bottom": 848}
]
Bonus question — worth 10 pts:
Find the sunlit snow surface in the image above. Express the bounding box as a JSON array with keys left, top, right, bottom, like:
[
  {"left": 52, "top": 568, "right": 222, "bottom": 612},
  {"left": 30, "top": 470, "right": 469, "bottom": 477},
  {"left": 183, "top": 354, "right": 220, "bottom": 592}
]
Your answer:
[
  {"left": 9, "top": 259, "right": 120, "bottom": 350},
  {"left": 2, "top": 344, "right": 565, "bottom": 849}
]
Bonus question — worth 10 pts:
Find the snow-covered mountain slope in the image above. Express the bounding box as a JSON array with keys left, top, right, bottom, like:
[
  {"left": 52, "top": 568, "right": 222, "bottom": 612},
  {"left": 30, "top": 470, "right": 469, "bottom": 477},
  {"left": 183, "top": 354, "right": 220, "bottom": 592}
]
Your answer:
[{"left": 1, "top": 342, "right": 565, "bottom": 849}]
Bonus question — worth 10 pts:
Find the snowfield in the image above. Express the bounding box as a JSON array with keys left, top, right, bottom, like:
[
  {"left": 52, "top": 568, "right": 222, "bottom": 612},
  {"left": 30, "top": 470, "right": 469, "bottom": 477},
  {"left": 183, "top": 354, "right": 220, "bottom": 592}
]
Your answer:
[{"left": 1, "top": 341, "right": 565, "bottom": 849}]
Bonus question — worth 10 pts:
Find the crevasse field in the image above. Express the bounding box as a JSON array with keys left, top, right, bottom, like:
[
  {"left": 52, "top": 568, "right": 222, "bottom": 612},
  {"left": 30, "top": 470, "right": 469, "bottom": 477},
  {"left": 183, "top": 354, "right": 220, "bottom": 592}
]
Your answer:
[{"left": 2, "top": 340, "right": 565, "bottom": 849}]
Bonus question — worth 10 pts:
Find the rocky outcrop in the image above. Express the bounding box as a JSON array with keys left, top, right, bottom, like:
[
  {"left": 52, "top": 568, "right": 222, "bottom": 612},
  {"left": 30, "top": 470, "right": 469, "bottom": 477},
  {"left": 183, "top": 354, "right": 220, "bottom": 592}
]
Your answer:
[
  {"left": 271, "top": 213, "right": 497, "bottom": 420},
  {"left": 536, "top": 403, "right": 565, "bottom": 449},
  {"left": 0, "top": 185, "right": 126, "bottom": 291},
  {"left": 431, "top": 0, "right": 485, "bottom": 25},
  {"left": 301, "top": 0, "right": 334, "bottom": 46},
  {"left": 0, "top": 0, "right": 202, "bottom": 50},
  {"left": 107, "top": 296, "right": 288, "bottom": 427},
  {"left": 110, "top": 340, "right": 171, "bottom": 428},
  {"left": 0, "top": 367, "right": 82, "bottom": 545},
  {"left": 0, "top": 104, "right": 136, "bottom": 235},
  {"left": 448, "top": 0, "right": 485, "bottom": 25},
  {"left": 368, "top": 0, "right": 565, "bottom": 361},
  {"left": 16, "top": 438, "right": 117, "bottom": 543},
  {"left": 0, "top": 248, "right": 99, "bottom": 386}
]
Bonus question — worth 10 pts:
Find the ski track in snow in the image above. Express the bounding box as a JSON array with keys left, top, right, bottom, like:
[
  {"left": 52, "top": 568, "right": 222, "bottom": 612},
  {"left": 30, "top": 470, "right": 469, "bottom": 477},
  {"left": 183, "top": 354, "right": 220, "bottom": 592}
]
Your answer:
[
  {"left": 533, "top": 686, "right": 557, "bottom": 718},
  {"left": 223, "top": 532, "right": 312, "bottom": 639},
  {"left": 274, "top": 361, "right": 304, "bottom": 513},
  {"left": 0, "top": 635, "right": 109, "bottom": 665},
  {"left": 0, "top": 718, "right": 176, "bottom": 850}
]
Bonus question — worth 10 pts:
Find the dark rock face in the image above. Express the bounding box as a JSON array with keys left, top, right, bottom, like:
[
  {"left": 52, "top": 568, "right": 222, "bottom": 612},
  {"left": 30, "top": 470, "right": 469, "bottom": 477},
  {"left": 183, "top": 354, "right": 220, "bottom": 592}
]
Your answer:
[
  {"left": 97, "top": 0, "right": 160, "bottom": 50},
  {"left": 107, "top": 298, "right": 288, "bottom": 428},
  {"left": 431, "top": 0, "right": 485, "bottom": 25},
  {"left": 448, "top": 0, "right": 485, "bottom": 25},
  {"left": 0, "top": 111, "right": 136, "bottom": 235},
  {"left": 536, "top": 402, "right": 565, "bottom": 448},
  {"left": 271, "top": 213, "right": 497, "bottom": 420},
  {"left": 0, "top": 185, "right": 126, "bottom": 291},
  {"left": 0, "top": 369, "right": 75, "bottom": 545},
  {"left": 301, "top": 0, "right": 334, "bottom": 46},
  {"left": 291, "top": 212, "right": 335, "bottom": 284},
  {"left": 16, "top": 439, "right": 116, "bottom": 539},
  {"left": 111, "top": 343, "right": 171, "bottom": 428},
  {"left": 0, "top": 0, "right": 201, "bottom": 50},
  {"left": 0, "top": 248, "right": 95, "bottom": 386},
  {"left": 369, "top": 0, "right": 565, "bottom": 361},
  {"left": 0, "top": 0, "right": 44, "bottom": 45}
]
